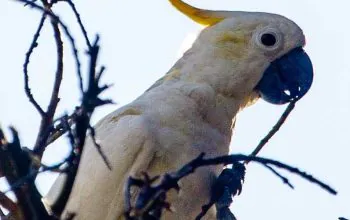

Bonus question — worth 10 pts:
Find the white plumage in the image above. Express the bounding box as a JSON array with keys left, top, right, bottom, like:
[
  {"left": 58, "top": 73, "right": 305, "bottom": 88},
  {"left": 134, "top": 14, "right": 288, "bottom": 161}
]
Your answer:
[{"left": 45, "top": 1, "right": 312, "bottom": 219}]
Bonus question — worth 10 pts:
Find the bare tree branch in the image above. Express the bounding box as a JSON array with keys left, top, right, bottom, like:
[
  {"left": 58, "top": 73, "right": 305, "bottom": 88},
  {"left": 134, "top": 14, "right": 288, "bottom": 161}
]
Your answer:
[
  {"left": 49, "top": 36, "right": 112, "bottom": 216},
  {"left": 262, "top": 164, "right": 294, "bottom": 189},
  {"left": 33, "top": 15, "right": 64, "bottom": 158},
  {"left": 64, "top": 0, "right": 91, "bottom": 49},
  {"left": 248, "top": 100, "right": 296, "bottom": 161},
  {"left": 17, "top": 0, "right": 83, "bottom": 93},
  {"left": 125, "top": 153, "right": 337, "bottom": 219},
  {"left": 89, "top": 125, "right": 112, "bottom": 170},
  {"left": 0, "top": 128, "right": 51, "bottom": 219},
  {"left": 2, "top": 1, "right": 111, "bottom": 219},
  {"left": 14, "top": 0, "right": 84, "bottom": 158},
  {"left": 23, "top": 13, "right": 47, "bottom": 117}
]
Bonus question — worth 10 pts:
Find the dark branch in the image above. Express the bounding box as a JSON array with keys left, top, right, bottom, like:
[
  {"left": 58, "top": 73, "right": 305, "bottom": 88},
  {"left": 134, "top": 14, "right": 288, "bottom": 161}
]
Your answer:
[
  {"left": 263, "top": 164, "right": 294, "bottom": 189},
  {"left": 0, "top": 128, "right": 51, "bottom": 219},
  {"left": 89, "top": 125, "right": 112, "bottom": 170},
  {"left": 33, "top": 16, "right": 64, "bottom": 158},
  {"left": 4, "top": 1, "right": 111, "bottom": 219},
  {"left": 248, "top": 100, "right": 296, "bottom": 160},
  {"left": 17, "top": 0, "right": 83, "bottom": 93},
  {"left": 125, "top": 153, "right": 337, "bottom": 219},
  {"left": 50, "top": 36, "right": 112, "bottom": 216},
  {"left": 64, "top": 0, "right": 91, "bottom": 49},
  {"left": 23, "top": 13, "right": 47, "bottom": 117},
  {"left": 200, "top": 155, "right": 336, "bottom": 194}
]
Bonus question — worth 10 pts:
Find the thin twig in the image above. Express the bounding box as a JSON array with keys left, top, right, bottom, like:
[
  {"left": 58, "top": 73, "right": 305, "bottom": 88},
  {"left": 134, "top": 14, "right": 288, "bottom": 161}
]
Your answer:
[
  {"left": 50, "top": 36, "right": 112, "bottom": 216},
  {"left": 125, "top": 153, "right": 337, "bottom": 219},
  {"left": 23, "top": 13, "right": 47, "bottom": 116},
  {"left": 3, "top": 155, "right": 70, "bottom": 195},
  {"left": 89, "top": 126, "right": 112, "bottom": 170},
  {"left": 34, "top": 17, "right": 64, "bottom": 158},
  {"left": 0, "top": 128, "right": 51, "bottom": 219},
  {"left": 45, "top": 111, "right": 77, "bottom": 146},
  {"left": 3, "top": 1, "right": 111, "bottom": 219},
  {"left": 40, "top": 0, "right": 48, "bottom": 7},
  {"left": 46, "top": 18, "right": 64, "bottom": 122},
  {"left": 16, "top": 0, "right": 84, "bottom": 93},
  {"left": 263, "top": 164, "right": 294, "bottom": 189},
  {"left": 247, "top": 100, "right": 296, "bottom": 162},
  {"left": 16, "top": 0, "right": 85, "bottom": 158},
  {"left": 64, "top": 0, "right": 91, "bottom": 49},
  {"left": 202, "top": 154, "right": 336, "bottom": 194}
]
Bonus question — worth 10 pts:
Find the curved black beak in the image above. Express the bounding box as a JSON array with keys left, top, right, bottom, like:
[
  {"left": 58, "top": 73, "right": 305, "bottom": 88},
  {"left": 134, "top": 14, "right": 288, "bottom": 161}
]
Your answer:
[{"left": 255, "top": 48, "right": 313, "bottom": 104}]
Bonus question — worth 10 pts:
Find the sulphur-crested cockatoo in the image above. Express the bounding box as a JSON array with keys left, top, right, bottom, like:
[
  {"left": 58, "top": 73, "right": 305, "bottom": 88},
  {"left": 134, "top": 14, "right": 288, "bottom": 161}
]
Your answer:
[{"left": 45, "top": 0, "right": 313, "bottom": 219}]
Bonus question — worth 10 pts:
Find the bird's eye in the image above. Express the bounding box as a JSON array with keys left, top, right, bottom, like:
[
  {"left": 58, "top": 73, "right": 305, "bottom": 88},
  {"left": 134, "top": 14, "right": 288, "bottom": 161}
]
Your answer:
[
  {"left": 260, "top": 33, "right": 277, "bottom": 47},
  {"left": 254, "top": 28, "right": 282, "bottom": 51}
]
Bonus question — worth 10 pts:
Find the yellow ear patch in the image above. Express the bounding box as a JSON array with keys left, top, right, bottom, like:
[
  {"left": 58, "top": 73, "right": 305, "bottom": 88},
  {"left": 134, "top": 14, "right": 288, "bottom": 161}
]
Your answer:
[
  {"left": 216, "top": 31, "right": 248, "bottom": 45},
  {"left": 216, "top": 22, "right": 259, "bottom": 45},
  {"left": 214, "top": 31, "right": 250, "bottom": 59}
]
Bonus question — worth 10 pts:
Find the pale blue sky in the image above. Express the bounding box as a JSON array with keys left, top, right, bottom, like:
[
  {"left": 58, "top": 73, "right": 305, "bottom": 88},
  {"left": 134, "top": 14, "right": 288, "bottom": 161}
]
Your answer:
[{"left": 0, "top": 0, "right": 349, "bottom": 219}]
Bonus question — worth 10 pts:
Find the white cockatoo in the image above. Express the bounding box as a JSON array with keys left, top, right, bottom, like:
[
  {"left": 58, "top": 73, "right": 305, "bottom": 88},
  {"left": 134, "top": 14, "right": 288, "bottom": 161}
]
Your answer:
[{"left": 45, "top": 0, "right": 313, "bottom": 219}]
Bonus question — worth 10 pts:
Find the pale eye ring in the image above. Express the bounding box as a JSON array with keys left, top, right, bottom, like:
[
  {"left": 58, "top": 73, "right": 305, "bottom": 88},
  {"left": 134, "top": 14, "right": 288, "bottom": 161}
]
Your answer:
[
  {"left": 260, "top": 33, "right": 277, "bottom": 47},
  {"left": 255, "top": 29, "right": 282, "bottom": 51}
]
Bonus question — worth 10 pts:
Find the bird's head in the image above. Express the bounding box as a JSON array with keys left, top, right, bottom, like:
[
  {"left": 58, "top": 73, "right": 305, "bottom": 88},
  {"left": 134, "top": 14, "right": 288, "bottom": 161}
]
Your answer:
[{"left": 170, "top": 0, "right": 313, "bottom": 105}]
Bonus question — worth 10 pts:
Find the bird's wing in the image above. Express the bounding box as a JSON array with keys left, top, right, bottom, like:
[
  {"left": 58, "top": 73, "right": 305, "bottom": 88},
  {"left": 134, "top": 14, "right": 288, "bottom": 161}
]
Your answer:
[{"left": 44, "top": 106, "right": 157, "bottom": 220}]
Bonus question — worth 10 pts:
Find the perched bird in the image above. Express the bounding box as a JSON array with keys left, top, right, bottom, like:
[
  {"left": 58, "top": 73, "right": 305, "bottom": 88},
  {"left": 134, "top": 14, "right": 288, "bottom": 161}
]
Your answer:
[{"left": 45, "top": 0, "right": 313, "bottom": 219}]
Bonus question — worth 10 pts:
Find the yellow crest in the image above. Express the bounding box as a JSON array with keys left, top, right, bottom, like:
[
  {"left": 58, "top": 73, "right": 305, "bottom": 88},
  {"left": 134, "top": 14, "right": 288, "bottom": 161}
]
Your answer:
[{"left": 169, "top": 0, "right": 229, "bottom": 26}]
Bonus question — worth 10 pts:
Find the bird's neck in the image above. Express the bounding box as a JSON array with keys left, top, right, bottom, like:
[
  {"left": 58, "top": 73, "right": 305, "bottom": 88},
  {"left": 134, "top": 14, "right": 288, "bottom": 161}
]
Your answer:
[
  {"left": 172, "top": 80, "right": 257, "bottom": 136},
  {"left": 146, "top": 45, "right": 259, "bottom": 136},
  {"left": 155, "top": 71, "right": 256, "bottom": 137}
]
